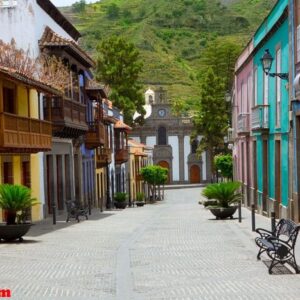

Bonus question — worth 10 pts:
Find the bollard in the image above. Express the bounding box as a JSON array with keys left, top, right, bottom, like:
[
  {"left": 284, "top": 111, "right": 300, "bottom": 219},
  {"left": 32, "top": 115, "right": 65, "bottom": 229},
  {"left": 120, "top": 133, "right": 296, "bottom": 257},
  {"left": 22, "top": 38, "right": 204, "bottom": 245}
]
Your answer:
[
  {"left": 271, "top": 211, "right": 276, "bottom": 233},
  {"left": 251, "top": 204, "right": 256, "bottom": 232},
  {"left": 238, "top": 201, "right": 242, "bottom": 223}
]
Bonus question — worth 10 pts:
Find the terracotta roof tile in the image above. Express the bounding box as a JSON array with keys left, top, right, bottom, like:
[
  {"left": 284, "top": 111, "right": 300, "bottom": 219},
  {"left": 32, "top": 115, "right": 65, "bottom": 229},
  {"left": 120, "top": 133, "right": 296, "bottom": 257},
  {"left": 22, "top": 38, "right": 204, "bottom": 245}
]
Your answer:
[
  {"left": 0, "top": 65, "right": 60, "bottom": 95},
  {"left": 39, "top": 26, "right": 95, "bottom": 68},
  {"left": 115, "top": 120, "right": 132, "bottom": 131}
]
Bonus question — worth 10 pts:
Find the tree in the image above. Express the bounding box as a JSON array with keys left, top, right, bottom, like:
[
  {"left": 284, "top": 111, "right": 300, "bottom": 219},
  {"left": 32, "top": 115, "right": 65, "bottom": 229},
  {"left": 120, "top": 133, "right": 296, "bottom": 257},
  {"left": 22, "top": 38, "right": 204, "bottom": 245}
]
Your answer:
[
  {"left": 95, "top": 36, "right": 145, "bottom": 124},
  {"left": 107, "top": 3, "right": 120, "bottom": 19},
  {"left": 140, "top": 166, "right": 168, "bottom": 201},
  {"left": 0, "top": 39, "right": 69, "bottom": 92},
  {"left": 214, "top": 154, "right": 233, "bottom": 180},
  {"left": 72, "top": 0, "right": 86, "bottom": 13},
  {"left": 193, "top": 68, "right": 228, "bottom": 176},
  {"left": 170, "top": 98, "right": 189, "bottom": 117},
  {"left": 198, "top": 38, "right": 242, "bottom": 93}
]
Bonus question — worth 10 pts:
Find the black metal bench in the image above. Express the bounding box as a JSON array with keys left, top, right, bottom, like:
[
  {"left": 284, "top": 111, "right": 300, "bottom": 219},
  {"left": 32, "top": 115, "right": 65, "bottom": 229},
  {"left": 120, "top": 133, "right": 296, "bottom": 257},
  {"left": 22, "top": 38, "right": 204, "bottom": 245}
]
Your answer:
[
  {"left": 255, "top": 218, "right": 300, "bottom": 274},
  {"left": 65, "top": 201, "right": 88, "bottom": 223}
]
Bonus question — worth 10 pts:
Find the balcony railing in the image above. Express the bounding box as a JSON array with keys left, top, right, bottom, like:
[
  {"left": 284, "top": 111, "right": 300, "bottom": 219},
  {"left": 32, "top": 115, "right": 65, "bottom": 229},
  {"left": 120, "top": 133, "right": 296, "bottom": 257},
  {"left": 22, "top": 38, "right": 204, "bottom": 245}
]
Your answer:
[
  {"left": 96, "top": 147, "right": 112, "bottom": 168},
  {"left": 0, "top": 113, "right": 52, "bottom": 153},
  {"left": 237, "top": 113, "right": 250, "bottom": 134},
  {"left": 85, "top": 121, "right": 106, "bottom": 149},
  {"left": 44, "top": 96, "right": 88, "bottom": 138},
  {"left": 251, "top": 105, "right": 269, "bottom": 131},
  {"left": 115, "top": 148, "right": 129, "bottom": 164}
]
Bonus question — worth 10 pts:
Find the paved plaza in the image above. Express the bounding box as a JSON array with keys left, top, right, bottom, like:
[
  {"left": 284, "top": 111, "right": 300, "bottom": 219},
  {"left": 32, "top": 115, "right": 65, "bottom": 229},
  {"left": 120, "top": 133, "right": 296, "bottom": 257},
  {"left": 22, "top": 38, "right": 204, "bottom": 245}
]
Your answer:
[{"left": 1, "top": 187, "right": 300, "bottom": 299}]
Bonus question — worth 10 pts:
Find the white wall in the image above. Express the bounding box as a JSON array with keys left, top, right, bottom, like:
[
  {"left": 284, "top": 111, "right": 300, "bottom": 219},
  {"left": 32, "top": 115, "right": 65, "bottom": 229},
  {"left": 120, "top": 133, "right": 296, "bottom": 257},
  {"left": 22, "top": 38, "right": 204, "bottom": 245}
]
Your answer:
[
  {"left": 0, "top": 0, "right": 74, "bottom": 58},
  {"left": 169, "top": 136, "right": 179, "bottom": 181},
  {"left": 146, "top": 136, "right": 156, "bottom": 148},
  {"left": 184, "top": 135, "right": 190, "bottom": 181}
]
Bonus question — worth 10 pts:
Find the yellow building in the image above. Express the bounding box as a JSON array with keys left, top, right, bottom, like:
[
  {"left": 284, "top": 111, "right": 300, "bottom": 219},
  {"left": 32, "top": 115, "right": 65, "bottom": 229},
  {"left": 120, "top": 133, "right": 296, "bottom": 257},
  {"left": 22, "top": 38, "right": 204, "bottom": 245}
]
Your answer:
[
  {"left": 127, "top": 139, "right": 153, "bottom": 203},
  {"left": 0, "top": 66, "right": 59, "bottom": 222}
]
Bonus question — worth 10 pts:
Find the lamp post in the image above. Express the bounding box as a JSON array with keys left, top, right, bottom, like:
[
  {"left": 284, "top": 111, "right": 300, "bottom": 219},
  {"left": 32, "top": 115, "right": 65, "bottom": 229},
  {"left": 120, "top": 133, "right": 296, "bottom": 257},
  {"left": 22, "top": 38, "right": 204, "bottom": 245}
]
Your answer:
[{"left": 260, "top": 49, "right": 289, "bottom": 80}]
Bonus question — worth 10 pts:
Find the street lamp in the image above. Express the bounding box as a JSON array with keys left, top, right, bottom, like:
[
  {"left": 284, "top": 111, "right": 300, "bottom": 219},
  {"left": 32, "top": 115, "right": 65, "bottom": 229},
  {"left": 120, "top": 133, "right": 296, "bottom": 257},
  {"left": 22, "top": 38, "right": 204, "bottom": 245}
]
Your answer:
[{"left": 260, "top": 49, "right": 288, "bottom": 80}]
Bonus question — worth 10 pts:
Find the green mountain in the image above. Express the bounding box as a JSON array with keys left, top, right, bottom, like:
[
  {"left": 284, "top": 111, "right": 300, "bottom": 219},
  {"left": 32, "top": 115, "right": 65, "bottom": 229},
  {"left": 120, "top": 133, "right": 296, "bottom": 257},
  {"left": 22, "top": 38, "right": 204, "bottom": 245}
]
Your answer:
[{"left": 63, "top": 0, "right": 276, "bottom": 100}]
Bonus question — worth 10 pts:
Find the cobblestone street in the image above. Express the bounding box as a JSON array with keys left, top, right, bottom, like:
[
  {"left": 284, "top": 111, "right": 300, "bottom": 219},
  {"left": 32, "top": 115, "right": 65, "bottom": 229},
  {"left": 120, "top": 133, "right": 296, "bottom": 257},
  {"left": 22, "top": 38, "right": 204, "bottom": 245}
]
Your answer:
[{"left": 1, "top": 187, "right": 300, "bottom": 300}]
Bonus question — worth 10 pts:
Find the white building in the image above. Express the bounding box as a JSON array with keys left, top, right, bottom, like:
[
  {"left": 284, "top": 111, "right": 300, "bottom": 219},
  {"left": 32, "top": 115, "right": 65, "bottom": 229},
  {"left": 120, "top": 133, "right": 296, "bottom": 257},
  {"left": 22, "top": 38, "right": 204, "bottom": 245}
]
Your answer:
[{"left": 130, "top": 87, "right": 211, "bottom": 184}]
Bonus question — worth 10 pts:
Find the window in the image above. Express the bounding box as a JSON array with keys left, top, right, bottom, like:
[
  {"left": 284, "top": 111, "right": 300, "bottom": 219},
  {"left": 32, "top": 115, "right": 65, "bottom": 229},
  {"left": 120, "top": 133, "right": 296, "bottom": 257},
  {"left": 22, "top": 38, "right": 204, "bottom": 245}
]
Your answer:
[
  {"left": 191, "top": 140, "right": 198, "bottom": 154},
  {"left": 276, "top": 47, "right": 281, "bottom": 127},
  {"left": 3, "top": 162, "right": 13, "bottom": 184},
  {"left": 263, "top": 72, "right": 269, "bottom": 105},
  {"left": 247, "top": 74, "right": 252, "bottom": 113},
  {"left": 253, "top": 68, "right": 257, "bottom": 107},
  {"left": 3, "top": 86, "right": 15, "bottom": 114},
  {"left": 158, "top": 126, "right": 167, "bottom": 145},
  {"left": 297, "top": 25, "right": 300, "bottom": 62},
  {"left": 240, "top": 81, "right": 243, "bottom": 114}
]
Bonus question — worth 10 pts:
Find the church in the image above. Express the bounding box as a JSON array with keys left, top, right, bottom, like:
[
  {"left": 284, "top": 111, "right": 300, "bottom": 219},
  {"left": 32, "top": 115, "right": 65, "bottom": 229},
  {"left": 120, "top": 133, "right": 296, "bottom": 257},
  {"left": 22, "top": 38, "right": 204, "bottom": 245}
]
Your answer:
[{"left": 130, "top": 87, "right": 211, "bottom": 184}]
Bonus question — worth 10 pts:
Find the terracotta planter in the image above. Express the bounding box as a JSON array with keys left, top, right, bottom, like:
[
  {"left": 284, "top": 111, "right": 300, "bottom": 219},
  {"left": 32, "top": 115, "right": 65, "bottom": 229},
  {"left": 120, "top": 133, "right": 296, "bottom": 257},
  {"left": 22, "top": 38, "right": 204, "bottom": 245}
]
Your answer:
[
  {"left": 136, "top": 202, "right": 145, "bottom": 207},
  {"left": 209, "top": 206, "right": 238, "bottom": 219},
  {"left": 0, "top": 223, "right": 32, "bottom": 242},
  {"left": 114, "top": 201, "right": 127, "bottom": 209}
]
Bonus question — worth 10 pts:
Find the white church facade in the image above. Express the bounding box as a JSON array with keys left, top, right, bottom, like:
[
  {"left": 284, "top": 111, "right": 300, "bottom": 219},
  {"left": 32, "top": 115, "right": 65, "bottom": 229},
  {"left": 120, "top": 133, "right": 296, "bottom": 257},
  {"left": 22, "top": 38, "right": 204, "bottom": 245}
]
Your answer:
[{"left": 130, "top": 87, "right": 211, "bottom": 184}]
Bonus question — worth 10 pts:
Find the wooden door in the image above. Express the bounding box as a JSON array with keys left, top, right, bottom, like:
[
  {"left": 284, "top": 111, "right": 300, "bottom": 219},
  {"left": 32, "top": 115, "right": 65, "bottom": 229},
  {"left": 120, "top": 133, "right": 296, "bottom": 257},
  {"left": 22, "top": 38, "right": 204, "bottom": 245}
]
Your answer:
[
  {"left": 190, "top": 165, "right": 201, "bottom": 183},
  {"left": 158, "top": 161, "right": 170, "bottom": 183}
]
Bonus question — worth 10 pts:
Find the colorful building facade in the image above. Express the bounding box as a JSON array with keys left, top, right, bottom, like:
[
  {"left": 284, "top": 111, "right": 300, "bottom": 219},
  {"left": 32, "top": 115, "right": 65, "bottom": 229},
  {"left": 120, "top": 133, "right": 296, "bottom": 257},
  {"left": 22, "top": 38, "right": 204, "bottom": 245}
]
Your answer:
[{"left": 233, "top": 0, "right": 290, "bottom": 218}]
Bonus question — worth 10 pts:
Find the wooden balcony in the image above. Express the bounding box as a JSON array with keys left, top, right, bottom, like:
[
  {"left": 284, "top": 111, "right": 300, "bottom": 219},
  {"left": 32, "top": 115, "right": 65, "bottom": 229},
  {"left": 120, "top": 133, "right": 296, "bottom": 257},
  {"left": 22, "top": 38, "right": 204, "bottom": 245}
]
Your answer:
[
  {"left": 96, "top": 147, "right": 112, "bottom": 168},
  {"left": 115, "top": 148, "right": 129, "bottom": 164},
  {"left": 85, "top": 121, "right": 106, "bottom": 149},
  {"left": 0, "top": 113, "right": 52, "bottom": 153},
  {"left": 45, "top": 96, "right": 88, "bottom": 138},
  {"left": 251, "top": 105, "right": 269, "bottom": 132},
  {"left": 237, "top": 113, "right": 250, "bottom": 135}
]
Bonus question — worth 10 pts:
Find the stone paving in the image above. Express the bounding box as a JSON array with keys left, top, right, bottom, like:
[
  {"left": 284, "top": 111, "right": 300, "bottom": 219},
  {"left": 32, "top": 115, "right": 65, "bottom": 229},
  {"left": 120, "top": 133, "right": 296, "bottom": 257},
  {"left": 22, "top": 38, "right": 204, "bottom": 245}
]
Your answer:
[{"left": 1, "top": 187, "right": 300, "bottom": 299}]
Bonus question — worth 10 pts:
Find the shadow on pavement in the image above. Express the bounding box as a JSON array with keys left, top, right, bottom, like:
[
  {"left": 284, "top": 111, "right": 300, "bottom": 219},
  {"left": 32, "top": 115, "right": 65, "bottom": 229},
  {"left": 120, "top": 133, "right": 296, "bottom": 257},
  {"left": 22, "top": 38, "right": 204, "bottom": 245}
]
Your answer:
[
  {"left": 27, "top": 210, "right": 115, "bottom": 237},
  {"left": 262, "top": 260, "right": 294, "bottom": 275}
]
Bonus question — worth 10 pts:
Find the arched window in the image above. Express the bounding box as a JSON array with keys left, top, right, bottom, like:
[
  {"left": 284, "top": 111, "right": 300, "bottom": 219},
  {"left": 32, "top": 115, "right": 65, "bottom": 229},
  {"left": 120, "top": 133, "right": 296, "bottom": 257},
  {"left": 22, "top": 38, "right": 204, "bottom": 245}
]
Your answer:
[
  {"left": 158, "top": 126, "right": 167, "bottom": 145},
  {"left": 191, "top": 139, "right": 198, "bottom": 154},
  {"left": 148, "top": 95, "right": 153, "bottom": 104}
]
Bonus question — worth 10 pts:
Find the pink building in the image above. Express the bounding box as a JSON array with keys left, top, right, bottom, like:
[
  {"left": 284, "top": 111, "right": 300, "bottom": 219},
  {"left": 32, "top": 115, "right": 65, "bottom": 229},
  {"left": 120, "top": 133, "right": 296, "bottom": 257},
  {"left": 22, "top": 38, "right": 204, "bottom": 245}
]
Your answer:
[{"left": 233, "top": 40, "right": 256, "bottom": 207}]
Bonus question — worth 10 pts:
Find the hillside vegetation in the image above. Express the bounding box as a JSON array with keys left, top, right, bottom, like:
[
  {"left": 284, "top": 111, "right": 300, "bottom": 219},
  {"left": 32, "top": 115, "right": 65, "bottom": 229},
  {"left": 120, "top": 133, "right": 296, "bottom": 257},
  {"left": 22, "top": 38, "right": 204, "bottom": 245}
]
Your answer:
[{"left": 63, "top": 0, "right": 276, "bottom": 100}]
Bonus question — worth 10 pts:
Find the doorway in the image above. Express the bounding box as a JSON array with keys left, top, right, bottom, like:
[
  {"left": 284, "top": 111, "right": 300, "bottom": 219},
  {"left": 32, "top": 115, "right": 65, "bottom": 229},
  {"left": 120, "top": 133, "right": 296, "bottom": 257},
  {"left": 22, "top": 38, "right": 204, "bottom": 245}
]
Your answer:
[
  {"left": 190, "top": 165, "right": 201, "bottom": 183},
  {"left": 158, "top": 160, "right": 170, "bottom": 183}
]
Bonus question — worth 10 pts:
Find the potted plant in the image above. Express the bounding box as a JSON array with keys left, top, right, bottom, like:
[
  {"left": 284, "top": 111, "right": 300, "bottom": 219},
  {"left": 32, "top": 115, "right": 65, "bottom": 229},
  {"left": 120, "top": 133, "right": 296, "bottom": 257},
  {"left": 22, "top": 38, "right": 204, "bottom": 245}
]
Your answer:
[
  {"left": 0, "top": 184, "right": 39, "bottom": 241},
  {"left": 136, "top": 192, "right": 145, "bottom": 207},
  {"left": 114, "top": 192, "right": 128, "bottom": 209},
  {"left": 202, "top": 182, "right": 242, "bottom": 219}
]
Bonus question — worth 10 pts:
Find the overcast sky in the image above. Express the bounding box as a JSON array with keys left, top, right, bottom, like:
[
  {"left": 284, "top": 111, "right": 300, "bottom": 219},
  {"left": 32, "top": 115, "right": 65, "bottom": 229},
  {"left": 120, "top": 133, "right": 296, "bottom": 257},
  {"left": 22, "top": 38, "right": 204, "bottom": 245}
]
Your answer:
[{"left": 51, "top": 0, "right": 99, "bottom": 7}]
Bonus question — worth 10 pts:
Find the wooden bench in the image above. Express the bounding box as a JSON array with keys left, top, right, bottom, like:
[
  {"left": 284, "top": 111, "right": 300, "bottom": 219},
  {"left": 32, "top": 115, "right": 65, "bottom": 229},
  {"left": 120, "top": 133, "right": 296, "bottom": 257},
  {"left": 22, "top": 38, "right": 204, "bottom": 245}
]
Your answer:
[
  {"left": 255, "top": 219, "right": 300, "bottom": 274},
  {"left": 65, "top": 201, "right": 88, "bottom": 223}
]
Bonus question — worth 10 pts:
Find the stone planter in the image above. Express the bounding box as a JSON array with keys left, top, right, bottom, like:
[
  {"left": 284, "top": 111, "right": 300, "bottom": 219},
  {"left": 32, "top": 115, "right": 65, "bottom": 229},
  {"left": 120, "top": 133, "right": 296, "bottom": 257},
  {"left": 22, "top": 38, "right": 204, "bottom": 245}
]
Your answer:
[
  {"left": 0, "top": 223, "right": 32, "bottom": 242},
  {"left": 136, "top": 202, "right": 145, "bottom": 207},
  {"left": 209, "top": 206, "right": 238, "bottom": 220},
  {"left": 114, "top": 202, "right": 127, "bottom": 209}
]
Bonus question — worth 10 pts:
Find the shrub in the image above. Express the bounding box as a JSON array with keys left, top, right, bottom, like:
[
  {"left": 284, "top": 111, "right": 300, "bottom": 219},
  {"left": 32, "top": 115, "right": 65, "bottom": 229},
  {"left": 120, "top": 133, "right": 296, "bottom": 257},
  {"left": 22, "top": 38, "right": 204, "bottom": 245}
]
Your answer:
[
  {"left": 202, "top": 182, "right": 242, "bottom": 208},
  {"left": 0, "top": 184, "right": 39, "bottom": 225},
  {"left": 214, "top": 154, "right": 233, "bottom": 179},
  {"left": 114, "top": 192, "right": 127, "bottom": 203}
]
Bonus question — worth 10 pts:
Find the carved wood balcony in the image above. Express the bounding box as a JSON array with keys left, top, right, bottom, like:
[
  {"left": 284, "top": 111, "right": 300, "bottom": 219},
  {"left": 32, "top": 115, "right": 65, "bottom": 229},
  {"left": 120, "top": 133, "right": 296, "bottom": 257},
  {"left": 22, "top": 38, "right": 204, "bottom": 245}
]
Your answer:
[
  {"left": 237, "top": 113, "right": 250, "bottom": 135},
  {"left": 251, "top": 105, "right": 269, "bottom": 132},
  {"left": 85, "top": 121, "right": 105, "bottom": 149},
  {"left": 115, "top": 148, "right": 129, "bottom": 164},
  {"left": 0, "top": 113, "right": 52, "bottom": 153},
  {"left": 45, "top": 96, "right": 88, "bottom": 138},
  {"left": 96, "top": 147, "right": 112, "bottom": 168}
]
